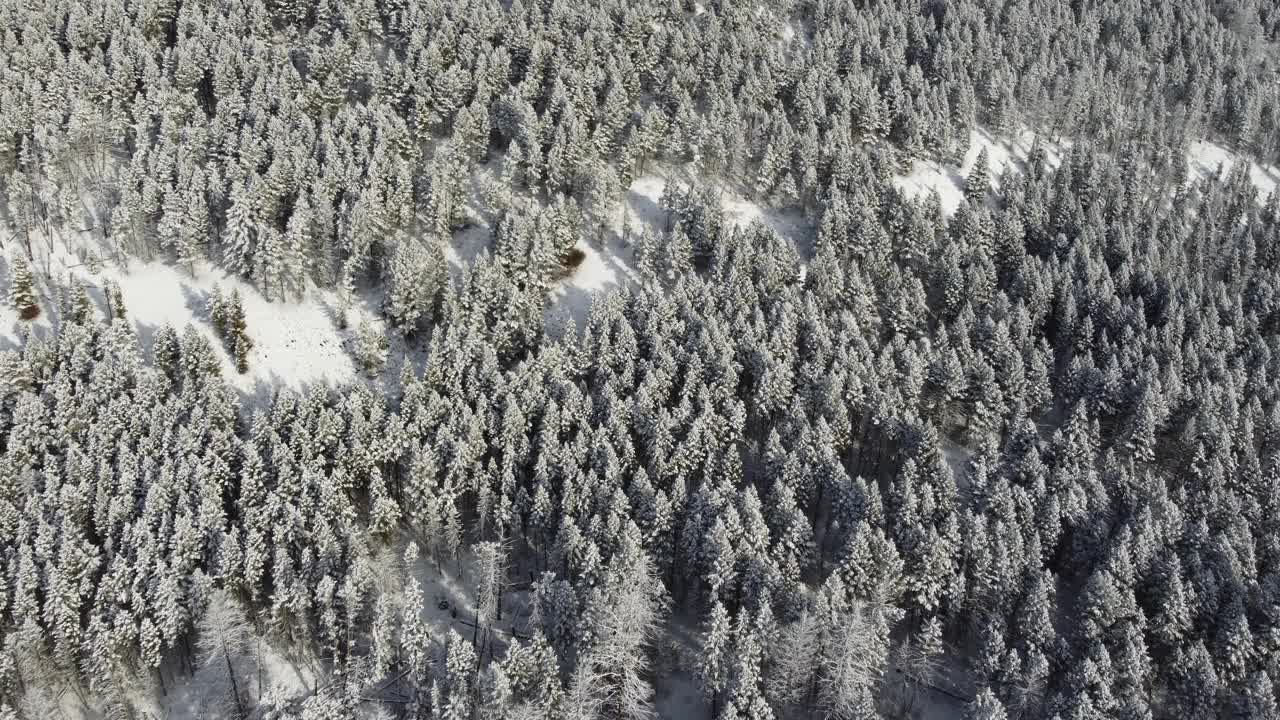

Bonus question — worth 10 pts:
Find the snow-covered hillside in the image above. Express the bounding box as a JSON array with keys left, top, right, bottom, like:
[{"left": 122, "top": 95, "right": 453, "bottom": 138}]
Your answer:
[
  {"left": 0, "top": 242, "right": 398, "bottom": 407},
  {"left": 893, "top": 128, "right": 1068, "bottom": 216},
  {"left": 894, "top": 129, "right": 1279, "bottom": 219},
  {"left": 8, "top": 130, "right": 1268, "bottom": 413},
  {"left": 1187, "top": 139, "right": 1280, "bottom": 198},
  {"left": 544, "top": 169, "right": 812, "bottom": 333}
]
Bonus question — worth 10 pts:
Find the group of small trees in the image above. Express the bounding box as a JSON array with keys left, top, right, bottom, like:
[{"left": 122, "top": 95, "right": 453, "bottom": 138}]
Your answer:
[
  {"left": 6, "top": 253, "right": 128, "bottom": 326},
  {"left": 209, "top": 285, "right": 253, "bottom": 373}
]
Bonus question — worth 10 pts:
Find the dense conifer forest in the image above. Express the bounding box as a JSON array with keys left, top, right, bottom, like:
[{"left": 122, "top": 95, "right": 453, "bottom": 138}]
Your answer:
[{"left": 2, "top": 0, "right": 1280, "bottom": 718}]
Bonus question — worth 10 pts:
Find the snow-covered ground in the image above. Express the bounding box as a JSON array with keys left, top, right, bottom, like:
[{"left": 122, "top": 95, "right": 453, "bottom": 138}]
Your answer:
[
  {"left": 1187, "top": 139, "right": 1279, "bottom": 199},
  {"left": 545, "top": 169, "right": 812, "bottom": 333},
  {"left": 652, "top": 619, "right": 707, "bottom": 720},
  {"left": 894, "top": 127, "right": 1068, "bottom": 217},
  {"left": 720, "top": 189, "right": 813, "bottom": 248},
  {"left": 893, "top": 129, "right": 1278, "bottom": 218},
  {"left": 545, "top": 235, "right": 635, "bottom": 335},
  {"left": 37, "top": 619, "right": 316, "bottom": 720},
  {"left": 0, "top": 237, "right": 400, "bottom": 409},
  {"left": 150, "top": 641, "right": 315, "bottom": 720},
  {"left": 627, "top": 170, "right": 812, "bottom": 245},
  {"left": 942, "top": 443, "right": 974, "bottom": 490},
  {"left": 441, "top": 220, "right": 493, "bottom": 274},
  {"left": 403, "top": 540, "right": 534, "bottom": 658}
]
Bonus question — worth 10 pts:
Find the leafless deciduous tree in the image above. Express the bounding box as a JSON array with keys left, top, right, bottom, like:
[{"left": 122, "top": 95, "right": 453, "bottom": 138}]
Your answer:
[{"left": 196, "top": 589, "right": 254, "bottom": 719}]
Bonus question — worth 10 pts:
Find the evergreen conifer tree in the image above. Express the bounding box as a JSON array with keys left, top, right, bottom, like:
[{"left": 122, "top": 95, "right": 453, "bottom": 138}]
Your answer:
[{"left": 7, "top": 253, "right": 38, "bottom": 320}]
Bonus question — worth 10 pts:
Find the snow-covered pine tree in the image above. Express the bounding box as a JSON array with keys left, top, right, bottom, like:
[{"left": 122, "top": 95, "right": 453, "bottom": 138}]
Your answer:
[
  {"left": 223, "top": 180, "right": 258, "bottom": 278},
  {"left": 209, "top": 285, "right": 229, "bottom": 338},
  {"left": 6, "top": 253, "right": 38, "bottom": 320},
  {"left": 105, "top": 281, "right": 126, "bottom": 320},
  {"left": 698, "top": 599, "right": 732, "bottom": 716},
  {"left": 229, "top": 290, "right": 252, "bottom": 374},
  {"left": 965, "top": 147, "right": 991, "bottom": 206},
  {"left": 384, "top": 236, "right": 446, "bottom": 336},
  {"left": 354, "top": 319, "right": 388, "bottom": 377}
]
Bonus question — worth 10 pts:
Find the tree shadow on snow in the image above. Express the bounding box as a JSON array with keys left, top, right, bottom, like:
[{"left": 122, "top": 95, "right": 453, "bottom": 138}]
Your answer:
[
  {"left": 546, "top": 282, "right": 604, "bottom": 338},
  {"left": 625, "top": 184, "right": 667, "bottom": 230},
  {"left": 180, "top": 282, "right": 212, "bottom": 325}
]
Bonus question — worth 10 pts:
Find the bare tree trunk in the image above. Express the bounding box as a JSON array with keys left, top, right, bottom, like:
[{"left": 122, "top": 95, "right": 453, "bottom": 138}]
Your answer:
[
  {"left": 224, "top": 640, "right": 246, "bottom": 719},
  {"left": 257, "top": 636, "right": 263, "bottom": 697},
  {"left": 475, "top": 626, "right": 488, "bottom": 676}
]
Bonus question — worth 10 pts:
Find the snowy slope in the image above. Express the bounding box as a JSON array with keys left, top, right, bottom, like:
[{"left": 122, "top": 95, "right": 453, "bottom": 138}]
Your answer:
[
  {"left": 10, "top": 133, "right": 1264, "bottom": 412},
  {"left": 626, "top": 170, "right": 812, "bottom": 244},
  {"left": 542, "top": 168, "right": 816, "bottom": 334},
  {"left": 0, "top": 239, "right": 398, "bottom": 408},
  {"left": 545, "top": 237, "right": 635, "bottom": 334},
  {"left": 892, "top": 130, "right": 1278, "bottom": 218},
  {"left": 894, "top": 127, "right": 1068, "bottom": 217},
  {"left": 1, "top": 157, "right": 819, "bottom": 383},
  {"left": 546, "top": 169, "right": 814, "bottom": 334},
  {"left": 1187, "top": 139, "right": 1279, "bottom": 199}
]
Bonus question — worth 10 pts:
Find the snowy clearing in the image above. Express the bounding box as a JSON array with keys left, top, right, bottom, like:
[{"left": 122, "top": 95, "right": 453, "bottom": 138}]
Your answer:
[
  {"left": 627, "top": 169, "right": 812, "bottom": 246},
  {"left": 1187, "top": 139, "right": 1279, "bottom": 199},
  {"left": 404, "top": 542, "right": 534, "bottom": 663},
  {"left": 943, "top": 443, "right": 974, "bottom": 490},
  {"left": 542, "top": 168, "right": 814, "bottom": 333},
  {"left": 441, "top": 220, "right": 493, "bottom": 274},
  {"left": 652, "top": 620, "right": 708, "bottom": 720},
  {"left": 540, "top": 167, "right": 808, "bottom": 333},
  {"left": 893, "top": 127, "right": 1068, "bottom": 217},
  {"left": 545, "top": 236, "right": 635, "bottom": 335},
  {"left": 546, "top": 168, "right": 814, "bottom": 334},
  {"left": 0, "top": 238, "right": 404, "bottom": 409}
]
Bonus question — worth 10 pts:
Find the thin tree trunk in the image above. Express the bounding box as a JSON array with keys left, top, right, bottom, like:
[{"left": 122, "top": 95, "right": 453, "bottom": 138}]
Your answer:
[
  {"left": 257, "top": 636, "right": 264, "bottom": 697},
  {"left": 224, "top": 641, "right": 246, "bottom": 719}
]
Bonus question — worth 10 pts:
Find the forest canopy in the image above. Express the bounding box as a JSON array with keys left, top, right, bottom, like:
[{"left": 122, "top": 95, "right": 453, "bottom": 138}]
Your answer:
[{"left": 2, "top": 0, "right": 1280, "bottom": 719}]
